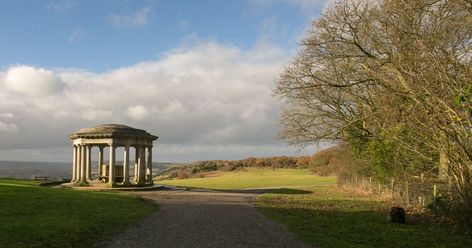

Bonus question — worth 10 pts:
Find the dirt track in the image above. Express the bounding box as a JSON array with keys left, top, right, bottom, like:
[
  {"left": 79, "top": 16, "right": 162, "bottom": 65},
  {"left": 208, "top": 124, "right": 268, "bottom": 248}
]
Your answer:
[{"left": 102, "top": 187, "right": 313, "bottom": 248}]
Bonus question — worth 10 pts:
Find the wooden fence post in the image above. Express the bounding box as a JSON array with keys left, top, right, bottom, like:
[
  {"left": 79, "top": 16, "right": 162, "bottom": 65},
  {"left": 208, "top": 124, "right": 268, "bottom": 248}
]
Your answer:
[
  {"left": 405, "top": 180, "right": 409, "bottom": 206},
  {"left": 391, "top": 178, "right": 395, "bottom": 200}
]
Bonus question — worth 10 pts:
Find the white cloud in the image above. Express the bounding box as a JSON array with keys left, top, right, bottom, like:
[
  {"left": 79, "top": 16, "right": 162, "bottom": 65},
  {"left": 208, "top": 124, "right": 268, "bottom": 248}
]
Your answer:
[
  {"left": 81, "top": 109, "right": 114, "bottom": 121},
  {"left": 0, "top": 121, "right": 18, "bottom": 132},
  {"left": 107, "top": 7, "right": 151, "bottom": 28},
  {"left": 3, "top": 66, "right": 65, "bottom": 97},
  {"left": 126, "top": 105, "right": 148, "bottom": 121},
  {"left": 0, "top": 40, "right": 322, "bottom": 162},
  {"left": 69, "top": 28, "right": 87, "bottom": 43},
  {"left": 46, "top": 0, "right": 76, "bottom": 11},
  {"left": 0, "top": 113, "right": 14, "bottom": 119}
]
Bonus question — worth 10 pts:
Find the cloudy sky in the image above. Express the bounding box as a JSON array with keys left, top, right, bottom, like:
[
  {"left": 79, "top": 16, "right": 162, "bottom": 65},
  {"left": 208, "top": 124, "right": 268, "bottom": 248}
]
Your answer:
[{"left": 0, "top": 0, "right": 330, "bottom": 162}]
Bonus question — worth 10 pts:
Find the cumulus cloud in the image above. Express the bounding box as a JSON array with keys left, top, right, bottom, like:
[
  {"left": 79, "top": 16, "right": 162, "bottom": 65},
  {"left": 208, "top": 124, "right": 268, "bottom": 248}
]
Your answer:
[
  {"left": 0, "top": 113, "right": 14, "bottom": 119},
  {"left": 0, "top": 121, "right": 18, "bottom": 132},
  {"left": 0, "top": 40, "right": 321, "bottom": 161},
  {"left": 126, "top": 105, "right": 149, "bottom": 121},
  {"left": 107, "top": 7, "right": 151, "bottom": 28},
  {"left": 3, "top": 66, "right": 65, "bottom": 97},
  {"left": 81, "top": 109, "right": 114, "bottom": 121}
]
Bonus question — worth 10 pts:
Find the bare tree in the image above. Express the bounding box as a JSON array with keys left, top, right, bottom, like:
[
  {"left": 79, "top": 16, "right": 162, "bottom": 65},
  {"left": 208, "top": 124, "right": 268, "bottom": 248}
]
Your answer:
[{"left": 275, "top": 0, "right": 472, "bottom": 219}]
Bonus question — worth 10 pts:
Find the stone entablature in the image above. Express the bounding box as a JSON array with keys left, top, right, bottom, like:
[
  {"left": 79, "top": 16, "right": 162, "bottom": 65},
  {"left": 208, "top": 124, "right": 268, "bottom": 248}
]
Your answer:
[{"left": 68, "top": 124, "right": 158, "bottom": 187}]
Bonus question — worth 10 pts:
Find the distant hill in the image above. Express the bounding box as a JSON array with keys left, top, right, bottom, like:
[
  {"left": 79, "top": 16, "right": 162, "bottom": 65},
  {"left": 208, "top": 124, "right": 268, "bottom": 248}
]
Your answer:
[
  {"left": 0, "top": 145, "right": 351, "bottom": 180},
  {"left": 156, "top": 144, "right": 350, "bottom": 180},
  {"left": 0, "top": 161, "right": 71, "bottom": 180},
  {"left": 0, "top": 160, "right": 183, "bottom": 179}
]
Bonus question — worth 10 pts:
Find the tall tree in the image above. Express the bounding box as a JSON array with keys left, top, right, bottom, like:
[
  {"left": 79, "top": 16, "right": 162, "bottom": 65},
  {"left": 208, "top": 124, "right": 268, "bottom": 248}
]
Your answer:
[{"left": 275, "top": 0, "right": 472, "bottom": 217}]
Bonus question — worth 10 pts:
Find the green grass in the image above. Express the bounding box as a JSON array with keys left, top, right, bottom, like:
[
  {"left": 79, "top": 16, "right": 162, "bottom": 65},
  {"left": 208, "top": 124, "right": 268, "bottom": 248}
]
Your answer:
[
  {"left": 157, "top": 168, "right": 336, "bottom": 189},
  {"left": 0, "top": 178, "right": 46, "bottom": 187},
  {"left": 160, "top": 168, "right": 472, "bottom": 247},
  {"left": 258, "top": 185, "right": 472, "bottom": 248},
  {"left": 0, "top": 178, "right": 158, "bottom": 248}
]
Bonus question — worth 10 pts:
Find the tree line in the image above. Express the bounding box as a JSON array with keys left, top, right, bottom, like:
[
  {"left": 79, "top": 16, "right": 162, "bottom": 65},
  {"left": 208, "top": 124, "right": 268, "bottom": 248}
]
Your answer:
[
  {"left": 156, "top": 145, "right": 348, "bottom": 179},
  {"left": 274, "top": 0, "right": 472, "bottom": 225}
]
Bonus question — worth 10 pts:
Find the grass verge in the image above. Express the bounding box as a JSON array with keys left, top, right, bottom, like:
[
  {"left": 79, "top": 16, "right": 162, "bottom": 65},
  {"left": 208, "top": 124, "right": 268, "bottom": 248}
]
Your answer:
[
  {"left": 0, "top": 178, "right": 157, "bottom": 248},
  {"left": 258, "top": 185, "right": 472, "bottom": 248},
  {"left": 156, "top": 168, "right": 336, "bottom": 189}
]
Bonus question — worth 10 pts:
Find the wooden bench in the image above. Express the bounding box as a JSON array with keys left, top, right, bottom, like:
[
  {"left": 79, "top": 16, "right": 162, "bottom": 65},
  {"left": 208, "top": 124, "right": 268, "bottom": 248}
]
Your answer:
[
  {"left": 34, "top": 176, "right": 55, "bottom": 181},
  {"left": 97, "top": 175, "right": 124, "bottom": 183}
]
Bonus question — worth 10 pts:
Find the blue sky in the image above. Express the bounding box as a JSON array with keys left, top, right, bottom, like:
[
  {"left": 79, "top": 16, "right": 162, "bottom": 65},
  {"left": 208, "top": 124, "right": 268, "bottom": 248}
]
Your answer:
[
  {"left": 0, "top": 0, "right": 323, "bottom": 72},
  {"left": 0, "top": 0, "right": 330, "bottom": 162}
]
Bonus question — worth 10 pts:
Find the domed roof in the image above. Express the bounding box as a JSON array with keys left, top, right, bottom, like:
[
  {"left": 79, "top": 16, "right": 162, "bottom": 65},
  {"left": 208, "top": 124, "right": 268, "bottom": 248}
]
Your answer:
[{"left": 69, "top": 124, "right": 158, "bottom": 140}]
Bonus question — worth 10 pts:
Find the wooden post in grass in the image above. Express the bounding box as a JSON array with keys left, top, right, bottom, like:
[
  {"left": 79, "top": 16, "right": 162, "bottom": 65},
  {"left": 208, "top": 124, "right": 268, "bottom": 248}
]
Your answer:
[
  {"left": 369, "top": 177, "right": 372, "bottom": 191},
  {"left": 389, "top": 207, "right": 406, "bottom": 224},
  {"left": 433, "top": 184, "right": 437, "bottom": 207},
  {"left": 391, "top": 178, "right": 395, "bottom": 200},
  {"left": 405, "top": 180, "right": 409, "bottom": 206}
]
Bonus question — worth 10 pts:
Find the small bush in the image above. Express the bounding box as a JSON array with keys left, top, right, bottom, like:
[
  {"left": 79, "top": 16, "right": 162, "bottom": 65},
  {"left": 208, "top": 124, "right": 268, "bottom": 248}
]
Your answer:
[{"left": 176, "top": 170, "right": 189, "bottom": 179}]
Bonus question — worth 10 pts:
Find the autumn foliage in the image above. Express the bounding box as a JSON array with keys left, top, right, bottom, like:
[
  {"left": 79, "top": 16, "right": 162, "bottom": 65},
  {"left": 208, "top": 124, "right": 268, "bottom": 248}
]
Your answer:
[{"left": 157, "top": 145, "right": 350, "bottom": 180}]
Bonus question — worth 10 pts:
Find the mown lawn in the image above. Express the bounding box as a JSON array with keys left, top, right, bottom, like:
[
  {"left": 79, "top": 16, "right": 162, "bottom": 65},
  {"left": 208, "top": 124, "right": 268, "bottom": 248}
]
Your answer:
[
  {"left": 258, "top": 185, "right": 472, "bottom": 248},
  {"left": 0, "top": 178, "right": 157, "bottom": 248},
  {"left": 156, "top": 168, "right": 336, "bottom": 189}
]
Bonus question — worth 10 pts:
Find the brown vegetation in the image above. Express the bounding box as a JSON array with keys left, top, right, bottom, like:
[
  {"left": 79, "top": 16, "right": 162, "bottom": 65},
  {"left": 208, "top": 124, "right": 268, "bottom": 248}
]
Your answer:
[{"left": 156, "top": 145, "right": 350, "bottom": 180}]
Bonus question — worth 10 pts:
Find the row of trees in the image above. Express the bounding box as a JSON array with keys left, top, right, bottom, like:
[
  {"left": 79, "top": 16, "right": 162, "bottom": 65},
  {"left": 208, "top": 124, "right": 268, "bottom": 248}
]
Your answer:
[
  {"left": 157, "top": 156, "right": 309, "bottom": 179},
  {"left": 156, "top": 146, "right": 349, "bottom": 179},
  {"left": 275, "top": 0, "right": 472, "bottom": 223}
]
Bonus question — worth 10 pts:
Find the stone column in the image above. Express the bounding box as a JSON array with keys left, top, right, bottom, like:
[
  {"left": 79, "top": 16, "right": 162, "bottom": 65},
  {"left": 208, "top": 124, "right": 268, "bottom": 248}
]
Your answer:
[
  {"left": 146, "top": 146, "right": 153, "bottom": 184},
  {"left": 86, "top": 145, "right": 92, "bottom": 181},
  {"left": 98, "top": 146, "right": 104, "bottom": 177},
  {"left": 109, "top": 145, "right": 116, "bottom": 186},
  {"left": 80, "top": 145, "right": 87, "bottom": 183},
  {"left": 134, "top": 147, "right": 139, "bottom": 182},
  {"left": 76, "top": 145, "right": 82, "bottom": 183},
  {"left": 123, "top": 146, "right": 130, "bottom": 185},
  {"left": 137, "top": 146, "right": 146, "bottom": 185},
  {"left": 71, "top": 145, "right": 77, "bottom": 182}
]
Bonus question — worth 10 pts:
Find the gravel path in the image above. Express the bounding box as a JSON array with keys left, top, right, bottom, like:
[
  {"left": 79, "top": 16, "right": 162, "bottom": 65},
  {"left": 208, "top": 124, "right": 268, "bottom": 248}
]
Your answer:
[{"left": 103, "top": 187, "right": 313, "bottom": 248}]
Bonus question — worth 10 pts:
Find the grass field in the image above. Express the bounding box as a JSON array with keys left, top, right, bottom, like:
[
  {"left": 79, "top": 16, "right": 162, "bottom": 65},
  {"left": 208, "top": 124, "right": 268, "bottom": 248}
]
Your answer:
[
  {"left": 0, "top": 178, "right": 157, "bottom": 248},
  {"left": 156, "top": 168, "right": 336, "bottom": 189},
  {"left": 160, "top": 168, "right": 472, "bottom": 247},
  {"left": 258, "top": 186, "right": 472, "bottom": 248}
]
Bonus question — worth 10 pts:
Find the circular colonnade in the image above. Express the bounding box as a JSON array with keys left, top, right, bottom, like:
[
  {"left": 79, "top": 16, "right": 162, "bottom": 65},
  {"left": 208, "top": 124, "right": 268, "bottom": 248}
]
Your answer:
[{"left": 68, "top": 124, "right": 158, "bottom": 187}]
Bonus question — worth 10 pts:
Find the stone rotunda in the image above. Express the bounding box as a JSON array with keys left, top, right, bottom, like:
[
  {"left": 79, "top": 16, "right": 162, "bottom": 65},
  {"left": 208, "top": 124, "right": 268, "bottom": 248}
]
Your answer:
[{"left": 68, "top": 124, "right": 158, "bottom": 187}]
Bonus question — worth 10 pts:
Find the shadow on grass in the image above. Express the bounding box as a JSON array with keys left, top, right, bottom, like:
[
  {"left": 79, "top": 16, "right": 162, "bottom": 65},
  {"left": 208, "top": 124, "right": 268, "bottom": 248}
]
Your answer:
[
  {"left": 267, "top": 188, "right": 312, "bottom": 195},
  {"left": 163, "top": 186, "right": 312, "bottom": 195},
  {"left": 258, "top": 205, "right": 472, "bottom": 248}
]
